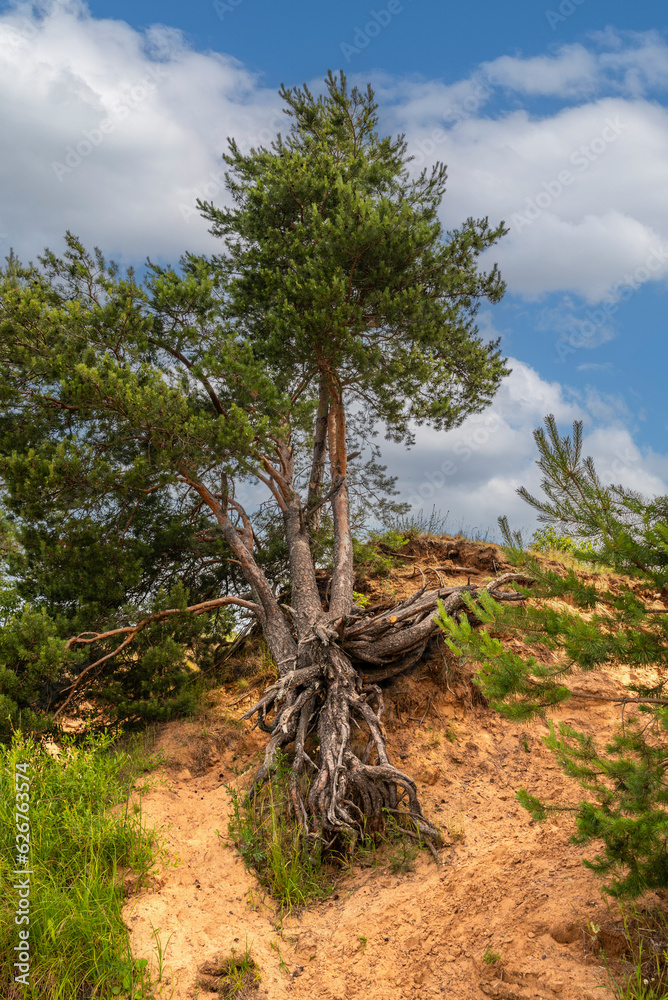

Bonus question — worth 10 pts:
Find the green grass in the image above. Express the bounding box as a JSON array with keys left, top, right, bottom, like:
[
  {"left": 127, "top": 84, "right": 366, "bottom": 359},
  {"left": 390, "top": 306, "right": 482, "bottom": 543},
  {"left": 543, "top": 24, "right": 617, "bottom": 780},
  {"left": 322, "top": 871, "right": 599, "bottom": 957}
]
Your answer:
[
  {"left": 226, "top": 752, "right": 334, "bottom": 914},
  {"left": 608, "top": 953, "right": 666, "bottom": 1000},
  {"left": 269, "top": 939, "right": 289, "bottom": 976},
  {"left": 0, "top": 729, "right": 167, "bottom": 999},
  {"left": 603, "top": 908, "right": 668, "bottom": 1000}
]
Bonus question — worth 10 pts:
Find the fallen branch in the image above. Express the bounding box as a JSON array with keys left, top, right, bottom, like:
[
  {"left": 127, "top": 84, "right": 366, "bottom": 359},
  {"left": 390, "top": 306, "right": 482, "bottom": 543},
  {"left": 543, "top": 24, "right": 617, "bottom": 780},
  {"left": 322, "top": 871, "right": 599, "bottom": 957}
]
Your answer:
[{"left": 567, "top": 691, "right": 668, "bottom": 706}]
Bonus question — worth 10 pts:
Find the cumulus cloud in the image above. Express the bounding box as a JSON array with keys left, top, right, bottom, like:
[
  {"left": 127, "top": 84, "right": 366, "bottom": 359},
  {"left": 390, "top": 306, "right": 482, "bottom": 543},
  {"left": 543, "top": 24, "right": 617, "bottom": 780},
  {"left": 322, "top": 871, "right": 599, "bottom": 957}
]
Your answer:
[
  {"left": 0, "top": 0, "right": 278, "bottom": 262},
  {"left": 396, "top": 94, "right": 668, "bottom": 302},
  {"left": 2, "top": 2, "right": 668, "bottom": 308},
  {"left": 382, "top": 358, "right": 668, "bottom": 537}
]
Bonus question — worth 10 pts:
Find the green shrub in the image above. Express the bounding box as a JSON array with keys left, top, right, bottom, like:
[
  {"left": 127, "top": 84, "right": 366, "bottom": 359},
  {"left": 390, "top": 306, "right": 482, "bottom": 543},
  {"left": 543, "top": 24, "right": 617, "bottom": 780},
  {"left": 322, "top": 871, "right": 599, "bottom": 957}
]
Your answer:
[
  {"left": 530, "top": 524, "right": 596, "bottom": 559},
  {"left": 0, "top": 605, "right": 79, "bottom": 742},
  {"left": 353, "top": 529, "right": 408, "bottom": 577},
  {"left": 0, "top": 581, "right": 233, "bottom": 739}
]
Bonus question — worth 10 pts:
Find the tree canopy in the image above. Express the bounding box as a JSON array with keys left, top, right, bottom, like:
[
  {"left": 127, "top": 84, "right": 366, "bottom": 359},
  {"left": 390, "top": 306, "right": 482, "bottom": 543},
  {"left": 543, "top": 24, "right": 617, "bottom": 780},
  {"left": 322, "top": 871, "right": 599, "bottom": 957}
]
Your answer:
[{"left": 0, "top": 71, "right": 510, "bottom": 849}]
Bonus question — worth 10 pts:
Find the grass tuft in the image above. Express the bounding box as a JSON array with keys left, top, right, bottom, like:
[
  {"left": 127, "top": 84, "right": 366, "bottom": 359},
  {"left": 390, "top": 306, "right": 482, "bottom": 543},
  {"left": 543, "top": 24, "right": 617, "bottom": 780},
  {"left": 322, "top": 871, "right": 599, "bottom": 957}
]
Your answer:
[
  {"left": 604, "top": 907, "right": 668, "bottom": 1000},
  {"left": 198, "top": 941, "right": 260, "bottom": 997},
  {"left": 226, "top": 752, "right": 334, "bottom": 914},
  {"left": 386, "top": 505, "right": 450, "bottom": 539}
]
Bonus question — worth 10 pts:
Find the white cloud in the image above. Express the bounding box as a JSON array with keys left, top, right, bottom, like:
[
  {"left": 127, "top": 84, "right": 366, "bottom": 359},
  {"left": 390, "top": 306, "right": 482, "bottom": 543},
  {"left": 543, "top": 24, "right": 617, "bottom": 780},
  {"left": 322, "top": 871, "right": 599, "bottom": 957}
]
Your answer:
[
  {"left": 384, "top": 358, "right": 668, "bottom": 537},
  {"left": 597, "top": 30, "right": 668, "bottom": 96},
  {"left": 481, "top": 31, "right": 668, "bottom": 99},
  {"left": 497, "top": 211, "right": 667, "bottom": 302},
  {"left": 482, "top": 44, "right": 599, "bottom": 98},
  {"left": 2, "top": 3, "right": 668, "bottom": 309},
  {"left": 0, "top": 0, "right": 277, "bottom": 263},
  {"left": 397, "top": 95, "right": 668, "bottom": 302},
  {"left": 580, "top": 425, "right": 668, "bottom": 495}
]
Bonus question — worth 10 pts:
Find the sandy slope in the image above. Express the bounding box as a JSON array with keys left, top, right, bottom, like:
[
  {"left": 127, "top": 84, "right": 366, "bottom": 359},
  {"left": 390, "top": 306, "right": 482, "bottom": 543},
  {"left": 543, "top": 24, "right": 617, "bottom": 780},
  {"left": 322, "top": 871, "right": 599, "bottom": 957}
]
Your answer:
[
  {"left": 122, "top": 543, "right": 665, "bottom": 1000},
  {"left": 123, "top": 676, "right": 657, "bottom": 1000}
]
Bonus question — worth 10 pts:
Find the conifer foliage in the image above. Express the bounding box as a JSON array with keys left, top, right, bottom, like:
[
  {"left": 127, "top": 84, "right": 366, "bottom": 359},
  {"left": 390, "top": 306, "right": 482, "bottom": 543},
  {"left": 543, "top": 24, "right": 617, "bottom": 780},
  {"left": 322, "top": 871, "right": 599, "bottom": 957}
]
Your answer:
[
  {"left": 438, "top": 416, "right": 668, "bottom": 896},
  {"left": 0, "top": 72, "right": 510, "bottom": 848}
]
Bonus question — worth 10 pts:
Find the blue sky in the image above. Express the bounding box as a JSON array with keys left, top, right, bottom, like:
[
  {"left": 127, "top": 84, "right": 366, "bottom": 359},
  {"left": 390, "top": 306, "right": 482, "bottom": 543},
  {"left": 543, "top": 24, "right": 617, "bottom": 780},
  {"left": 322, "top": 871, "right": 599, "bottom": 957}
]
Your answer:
[
  {"left": 1, "top": 0, "right": 667, "bottom": 534},
  {"left": 85, "top": 0, "right": 659, "bottom": 88}
]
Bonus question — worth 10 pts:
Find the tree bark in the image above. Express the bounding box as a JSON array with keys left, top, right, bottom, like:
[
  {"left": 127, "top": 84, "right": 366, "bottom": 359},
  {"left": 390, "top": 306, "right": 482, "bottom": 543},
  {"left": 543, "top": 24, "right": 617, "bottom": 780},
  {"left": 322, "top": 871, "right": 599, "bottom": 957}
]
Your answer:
[
  {"left": 182, "top": 472, "right": 298, "bottom": 671},
  {"left": 327, "top": 382, "right": 354, "bottom": 619},
  {"left": 278, "top": 440, "right": 324, "bottom": 635},
  {"left": 306, "top": 375, "right": 330, "bottom": 533}
]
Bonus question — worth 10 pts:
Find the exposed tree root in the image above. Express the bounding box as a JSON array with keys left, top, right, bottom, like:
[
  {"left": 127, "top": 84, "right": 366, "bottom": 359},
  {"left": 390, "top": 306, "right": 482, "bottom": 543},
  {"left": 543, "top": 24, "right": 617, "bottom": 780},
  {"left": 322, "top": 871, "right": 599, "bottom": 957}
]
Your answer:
[{"left": 241, "top": 575, "right": 531, "bottom": 855}]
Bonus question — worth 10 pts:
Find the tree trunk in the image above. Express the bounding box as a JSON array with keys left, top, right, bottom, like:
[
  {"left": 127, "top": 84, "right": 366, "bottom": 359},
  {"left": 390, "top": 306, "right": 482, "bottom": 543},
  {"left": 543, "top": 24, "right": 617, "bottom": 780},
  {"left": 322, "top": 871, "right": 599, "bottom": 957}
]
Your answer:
[
  {"left": 327, "top": 384, "right": 354, "bottom": 619},
  {"left": 279, "top": 436, "right": 324, "bottom": 635},
  {"left": 306, "top": 375, "right": 330, "bottom": 534}
]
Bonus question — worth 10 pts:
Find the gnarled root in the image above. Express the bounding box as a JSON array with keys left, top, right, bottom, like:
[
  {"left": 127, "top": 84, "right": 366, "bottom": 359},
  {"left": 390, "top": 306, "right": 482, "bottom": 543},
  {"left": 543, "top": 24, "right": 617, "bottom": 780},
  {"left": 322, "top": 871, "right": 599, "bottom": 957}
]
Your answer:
[
  {"left": 242, "top": 643, "right": 441, "bottom": 854},
  {"left": 241, "top": 578, "right": 531, "bottom": 856}
]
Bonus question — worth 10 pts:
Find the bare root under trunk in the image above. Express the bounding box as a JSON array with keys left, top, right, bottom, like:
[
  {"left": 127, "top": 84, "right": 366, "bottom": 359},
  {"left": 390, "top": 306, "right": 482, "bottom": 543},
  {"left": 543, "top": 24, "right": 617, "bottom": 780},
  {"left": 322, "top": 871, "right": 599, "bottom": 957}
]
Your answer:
[{"left": 241, "top": 574, "right": 529, "bottom": 856}]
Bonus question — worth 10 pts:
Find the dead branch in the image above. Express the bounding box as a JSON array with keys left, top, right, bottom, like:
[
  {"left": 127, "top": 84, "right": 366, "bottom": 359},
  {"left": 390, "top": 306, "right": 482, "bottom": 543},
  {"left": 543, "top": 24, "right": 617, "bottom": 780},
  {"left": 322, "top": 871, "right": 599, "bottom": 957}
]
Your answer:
[{"left": 54, "top": 594, "right": 261, "bottom": 718}]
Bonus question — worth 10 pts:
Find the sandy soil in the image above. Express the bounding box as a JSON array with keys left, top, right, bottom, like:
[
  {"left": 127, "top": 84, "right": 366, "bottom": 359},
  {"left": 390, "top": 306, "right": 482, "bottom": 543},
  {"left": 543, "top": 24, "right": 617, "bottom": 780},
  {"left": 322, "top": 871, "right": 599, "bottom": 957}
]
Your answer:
[{"left": 122, "top": 540, "right": 665, "bottom": 1000}]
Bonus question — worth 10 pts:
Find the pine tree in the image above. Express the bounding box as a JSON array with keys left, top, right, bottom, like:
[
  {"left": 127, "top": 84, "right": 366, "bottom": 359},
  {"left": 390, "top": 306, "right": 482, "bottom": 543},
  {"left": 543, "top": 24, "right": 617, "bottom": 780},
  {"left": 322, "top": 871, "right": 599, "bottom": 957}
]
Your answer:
[
  {"left": 0, "top": 72, "right": 512, "bottom": 849},
  {"left": 437, "top": 416, "right": 668, "bottom": 896}
]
